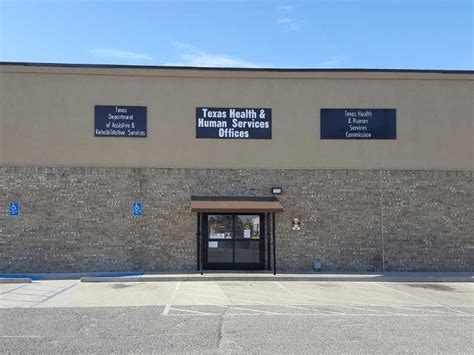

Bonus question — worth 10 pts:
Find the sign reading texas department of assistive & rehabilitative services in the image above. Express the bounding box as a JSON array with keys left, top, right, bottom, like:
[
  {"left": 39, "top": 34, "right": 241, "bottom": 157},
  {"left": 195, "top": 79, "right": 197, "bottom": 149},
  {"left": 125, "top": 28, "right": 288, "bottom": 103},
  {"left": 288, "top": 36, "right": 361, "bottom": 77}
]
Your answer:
[
  {"left": 196, "top": 107, "right": 272, "bottom": 139},
  {"left": 95, "top": 105, "right": 147, "bottom": 137},
  {"left": 321, "top": 109, "right": 396, "bottom": 139}
]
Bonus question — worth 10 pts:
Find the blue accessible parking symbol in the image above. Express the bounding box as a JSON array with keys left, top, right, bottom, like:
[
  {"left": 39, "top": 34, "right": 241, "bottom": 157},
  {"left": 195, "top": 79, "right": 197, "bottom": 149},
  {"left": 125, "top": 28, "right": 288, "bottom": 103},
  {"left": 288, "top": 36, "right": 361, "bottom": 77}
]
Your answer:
[
  {"left": 9, "top": 201, "right": 20, "bottom": 216},
  {"left": 133, "top": 202, "right": 142, "bottom": 216}
]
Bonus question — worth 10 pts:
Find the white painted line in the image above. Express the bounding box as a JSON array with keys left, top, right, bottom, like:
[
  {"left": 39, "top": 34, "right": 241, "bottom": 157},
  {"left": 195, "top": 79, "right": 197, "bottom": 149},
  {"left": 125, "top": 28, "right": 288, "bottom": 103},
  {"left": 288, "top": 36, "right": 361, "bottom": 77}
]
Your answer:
[
  {"left": 168, "top": 307, "right": 216, "bottom": 316},
  {"left": 185, "top": 292, "right": 268, "bottom": 306},
  {"left": 163, "top": 313, "right": 473, "bottom": 317},
  {"left": 185, "top": 292, "right": 405, "bottom": 315},
  {"left": 334, "top": 304, "right": 412, "bottom": 316},
  {"left": 183, "top": 292, "right": 228, "bottom": 300},
  {"left": 373, "top": 304, "right": 452, "bottom": 315},
  {"left": 374, "top": 282, "right": 471, "bottom": 315},
  {"left": 27, "top": 285, "right": 71, "bottom": 291},
  {"left": 288, "top": 283, "right": 398, "bottom": 300},
  {"left": 266, "top": 288, "right": 429, "bottom": 312},
  {"left": 275, "top": 304, "right": 347, "bottom": 315},
  {"left": 183, "top": 290, "right": 341, "bottom": 316},
  {"left": 162, "top": 282, "right": 180, "bottom": 316},
  {"left": 224, "top": 290, "right": 292, "bottom": 302},
  {"left": 0, "top": 298, "right": 34, "bottom": 303},
  {"left": 0, "top": 336, "right": 42, "bottom": 338},
  {"left": 226, "top": 306, "right": 283, "bottom": 315},
  {"left": 276, "top": 284, "right": 429, "bottom": 307},
  {"left": 9, "top": 290, "right": 51, "bottom": 297},
  {"left": 274, "top": 282, "right": 346, "bottom": 314}
]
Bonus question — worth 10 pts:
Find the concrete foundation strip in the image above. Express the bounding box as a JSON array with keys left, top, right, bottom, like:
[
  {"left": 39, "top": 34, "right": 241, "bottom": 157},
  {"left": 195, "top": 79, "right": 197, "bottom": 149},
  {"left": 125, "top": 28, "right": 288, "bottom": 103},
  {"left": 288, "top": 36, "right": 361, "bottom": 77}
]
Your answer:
[
  {"left": 0, "top": 278, "right": 32, "bottom": 284},
  {"left": 80, "top": 273, "right": 474, "bottom": 283}
]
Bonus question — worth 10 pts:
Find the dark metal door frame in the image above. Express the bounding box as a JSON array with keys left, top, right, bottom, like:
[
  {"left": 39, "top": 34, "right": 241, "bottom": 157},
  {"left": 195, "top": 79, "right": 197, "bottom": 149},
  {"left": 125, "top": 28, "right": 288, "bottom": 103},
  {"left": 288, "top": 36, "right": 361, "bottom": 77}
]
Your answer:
[{"left": 201, "top": 213, "right": 265, "bottom": 270}]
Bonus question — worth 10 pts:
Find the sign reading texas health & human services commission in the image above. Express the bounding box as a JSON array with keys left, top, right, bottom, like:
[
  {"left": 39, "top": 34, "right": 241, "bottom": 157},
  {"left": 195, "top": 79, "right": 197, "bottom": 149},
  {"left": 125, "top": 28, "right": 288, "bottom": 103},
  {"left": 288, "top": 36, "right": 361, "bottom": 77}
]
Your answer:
[
  {"left": 95, "top": 105, "right": 147, "bottom": 137},
  {"left": 196, "top": 107, "right": 272, "bottom": 139},
  {"left": 321, "top": 109, "right": 396, "bottom": 139}
]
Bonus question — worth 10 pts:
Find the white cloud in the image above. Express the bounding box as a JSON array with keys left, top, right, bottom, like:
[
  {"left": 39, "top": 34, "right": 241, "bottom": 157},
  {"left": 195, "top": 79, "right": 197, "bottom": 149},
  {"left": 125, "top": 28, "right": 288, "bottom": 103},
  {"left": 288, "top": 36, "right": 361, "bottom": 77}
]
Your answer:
[
  {"left": 174, "top": 53, "right": 259, "bottom": 67},
  {"left": 318, "top": 56, "right": 344, "bottom": 68},
  {"left": 276, "top": 4, "right": 302, "bottom": 31},
  {"left": 166, "top": 42, "right": 260, "bottom": 68},
  {"left": 277, "top": 5, "right": 295, "bottom": 11},
  {"left": 277, "top": 17, "right": 301, "bottom": 31},
  {"left": 277, "top": 17, "right": 292, "bottom": 23},
  {"left": 90, "top": 48, "right": 152, "bottom": 61}
]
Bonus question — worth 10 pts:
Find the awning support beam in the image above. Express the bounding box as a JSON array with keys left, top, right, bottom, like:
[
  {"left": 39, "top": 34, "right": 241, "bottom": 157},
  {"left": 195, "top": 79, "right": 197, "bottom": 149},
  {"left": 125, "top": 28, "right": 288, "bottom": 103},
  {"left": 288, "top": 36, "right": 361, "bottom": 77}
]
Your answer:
[
  {"left": 197, "top": 213, "right": 203, "bottom": 275},
  {"left": 272, "top": 212, "right": 277, "bottom": 275},
  {"left": 266, "top": 213, "right": 271, "bottom": 271}
]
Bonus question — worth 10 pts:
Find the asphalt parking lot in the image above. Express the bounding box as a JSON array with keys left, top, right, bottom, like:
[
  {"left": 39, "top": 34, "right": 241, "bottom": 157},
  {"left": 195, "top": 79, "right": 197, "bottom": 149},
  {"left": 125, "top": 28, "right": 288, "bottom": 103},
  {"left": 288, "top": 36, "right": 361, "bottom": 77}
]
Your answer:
[{"left": 0, "top": 281, "right": 472, "bottom": 353}]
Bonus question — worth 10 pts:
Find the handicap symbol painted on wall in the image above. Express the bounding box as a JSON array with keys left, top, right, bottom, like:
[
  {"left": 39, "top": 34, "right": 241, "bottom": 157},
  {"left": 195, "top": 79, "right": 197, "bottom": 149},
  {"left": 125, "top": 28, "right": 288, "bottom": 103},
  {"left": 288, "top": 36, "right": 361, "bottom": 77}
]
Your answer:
[
  {"left": 133, "top": 202, "right": 142, "bottom": 216},
  {"left": 9, "top": 201, "right": 20, "bottom": 216}
]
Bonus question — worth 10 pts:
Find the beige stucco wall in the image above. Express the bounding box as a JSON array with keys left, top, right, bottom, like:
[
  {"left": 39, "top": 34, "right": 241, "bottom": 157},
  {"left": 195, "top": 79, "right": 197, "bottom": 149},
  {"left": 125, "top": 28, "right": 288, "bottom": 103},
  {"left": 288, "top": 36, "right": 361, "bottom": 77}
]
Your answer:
[{"left": 1, "top": 64, "right": 473, "bottom": 170}]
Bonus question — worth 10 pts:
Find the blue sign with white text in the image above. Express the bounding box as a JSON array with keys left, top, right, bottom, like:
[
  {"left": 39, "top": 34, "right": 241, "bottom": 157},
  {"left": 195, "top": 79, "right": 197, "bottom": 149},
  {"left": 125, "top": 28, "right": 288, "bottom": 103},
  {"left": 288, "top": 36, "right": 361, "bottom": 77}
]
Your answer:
[
  {"left": 95, "top": 105, "right": 147, "bottom": 138},
  {"left": 133, "top": 202, "right": 142, "bottom": 216},
  {"left": 321, "top": 109, "right": 396, "bottom": 139},
  {"left": 196, "top": 107, "right": 272, "bottom": 139},
  {"left": 9, "top": 201, "right": 19, "bottom": 216}
]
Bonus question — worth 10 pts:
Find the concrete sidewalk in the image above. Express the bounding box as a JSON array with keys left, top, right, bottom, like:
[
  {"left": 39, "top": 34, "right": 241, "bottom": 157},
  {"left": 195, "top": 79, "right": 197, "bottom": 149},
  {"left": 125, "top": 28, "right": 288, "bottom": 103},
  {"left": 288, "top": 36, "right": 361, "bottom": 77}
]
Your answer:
[
  {"left": 80, "top": 272, "right": 473, "bottom": 283},
  {"left": 1, "top": 272, "right": 472, "bottom": 284}
]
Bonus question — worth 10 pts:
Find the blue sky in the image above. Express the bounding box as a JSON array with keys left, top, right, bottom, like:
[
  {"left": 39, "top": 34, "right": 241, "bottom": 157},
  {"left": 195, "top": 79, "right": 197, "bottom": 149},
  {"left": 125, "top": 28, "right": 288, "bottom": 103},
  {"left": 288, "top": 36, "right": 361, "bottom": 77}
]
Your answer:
[{"left": 0, "top": 0, "right": 472, "bottom": 69}]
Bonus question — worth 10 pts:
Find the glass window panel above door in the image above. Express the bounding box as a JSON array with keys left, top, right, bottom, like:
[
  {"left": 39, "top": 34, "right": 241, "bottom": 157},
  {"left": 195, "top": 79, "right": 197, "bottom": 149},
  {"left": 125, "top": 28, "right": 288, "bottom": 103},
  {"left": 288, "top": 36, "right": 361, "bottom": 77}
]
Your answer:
[
  {"left": 208, "top": 215, "right": 233, "bottom": 240},
  {"left": 235, "top": 215, "right": 260, "bottom": 240}
]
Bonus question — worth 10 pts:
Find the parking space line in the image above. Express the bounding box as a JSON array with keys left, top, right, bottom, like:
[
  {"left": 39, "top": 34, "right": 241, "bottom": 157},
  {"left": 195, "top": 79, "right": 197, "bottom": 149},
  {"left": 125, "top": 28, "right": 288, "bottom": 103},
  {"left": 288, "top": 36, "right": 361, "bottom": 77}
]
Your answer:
[
  {"left": 168, "top": 307, "right": 216, "bottom": 315},
  {"left": 0, "top": 298, "right": 35, "bottom": 303},
  {"left": 374, "top": 282, "right": 471, "bottom": 315},
  {"left": 33, "top": 283, "right": 76, "bottom": 306},
  {"left": 169, "top": 299, "right": 341, "bottom": 316},
  {"left": 276, "top": 284, "right": 429, "bottom": 307},
  {"left": 289, "top": 283, "right": 403, "bottom": 301},
  {"left": 224, "top": 285, "right": 291, "bottom": 297},
  {"left": 335, "top": 304, "right": 413, "bottom": 316},
  {"left": 0, "top": 284, "right": 30, "bottom": 296},
  {"left": 8, "top": 291, "right": 54, "bottom": 297},
  {"left": 27, "top": 285, "right": 67, "bottom": 291},
  {"left": 285, "top": 283, "right": 384, "bottom": 299},
  {"left": 162, "top": 282, "right": 180, "bottom": 316},
  {"left": 223, "top": 290, "right": 295, "bottom": 302},
  {"left": 0, "top": 283, "right": 77, "bottom": 308},
  {"left": 227, "top": 306, "right": 283, "bottom": 315},
  {"left": 0, "top": 336, "right": 43, "bottom": 338},
  {"left": 183, "top": 294, "right": 345, "bottom": 315},
  {"left": 373, "top": 304, "right": 452, "bottom": 315},
  {"left": 275, "top": 282, "right": 339, "bottom": 309},
  {"left": 276, "top": 304, "right": 346, "bottom": 315},
  {"left": 163, "top": 311, "right": 472, "bottom": 317},
  {"left": 276, "top": 282, "right": 367, "bottom": 313}
]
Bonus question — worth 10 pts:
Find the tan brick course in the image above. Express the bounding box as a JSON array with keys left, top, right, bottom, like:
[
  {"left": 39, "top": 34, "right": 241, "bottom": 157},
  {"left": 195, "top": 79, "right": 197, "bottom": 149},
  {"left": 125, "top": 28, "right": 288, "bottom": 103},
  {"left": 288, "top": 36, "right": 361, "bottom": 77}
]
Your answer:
[{"left": 1, "top": 167, "right": 472, "bottom": 273}]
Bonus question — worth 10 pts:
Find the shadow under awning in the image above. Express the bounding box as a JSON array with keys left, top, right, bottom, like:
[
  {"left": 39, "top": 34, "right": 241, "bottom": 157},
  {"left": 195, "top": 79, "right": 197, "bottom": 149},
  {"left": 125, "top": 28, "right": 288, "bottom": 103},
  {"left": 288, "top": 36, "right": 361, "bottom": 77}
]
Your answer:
[{"left": 191, "top": 196, "right": 284, "bottom": 213}]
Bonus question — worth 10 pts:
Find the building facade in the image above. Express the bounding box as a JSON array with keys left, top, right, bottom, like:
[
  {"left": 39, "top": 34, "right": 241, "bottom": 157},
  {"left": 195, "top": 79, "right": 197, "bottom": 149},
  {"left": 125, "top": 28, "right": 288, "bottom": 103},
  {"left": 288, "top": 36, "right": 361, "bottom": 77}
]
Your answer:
[{"left": 0, "top": 63, "right": 473, "bottom": 273}]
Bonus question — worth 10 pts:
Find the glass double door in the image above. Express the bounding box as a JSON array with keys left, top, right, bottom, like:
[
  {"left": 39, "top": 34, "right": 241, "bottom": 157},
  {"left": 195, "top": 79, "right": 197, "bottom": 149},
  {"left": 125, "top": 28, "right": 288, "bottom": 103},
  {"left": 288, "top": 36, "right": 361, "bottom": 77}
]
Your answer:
[{"left": 204, "top": 213, "right": 264, "bottom": 270}]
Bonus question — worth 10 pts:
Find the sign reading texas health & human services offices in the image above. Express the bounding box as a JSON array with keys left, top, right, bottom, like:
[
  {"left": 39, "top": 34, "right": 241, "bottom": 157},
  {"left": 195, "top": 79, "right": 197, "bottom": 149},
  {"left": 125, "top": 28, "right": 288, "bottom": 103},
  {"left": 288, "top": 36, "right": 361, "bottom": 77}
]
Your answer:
[
  {"left": 321, "top": 109, "right": 396, "bottom": 139},
  {"left": 196, "top": 107, "right": 272, "bottom": 139},
  {"left": 95, "top": 105, "right": 147, "bottom": 137}
]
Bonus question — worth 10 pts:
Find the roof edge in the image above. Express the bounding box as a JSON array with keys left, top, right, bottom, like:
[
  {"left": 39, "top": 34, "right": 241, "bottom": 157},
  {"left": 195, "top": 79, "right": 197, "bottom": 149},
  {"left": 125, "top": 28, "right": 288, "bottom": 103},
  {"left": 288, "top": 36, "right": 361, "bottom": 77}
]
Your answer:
[{"left": 1, "top": 61, "right": 473, "bottom": 74}]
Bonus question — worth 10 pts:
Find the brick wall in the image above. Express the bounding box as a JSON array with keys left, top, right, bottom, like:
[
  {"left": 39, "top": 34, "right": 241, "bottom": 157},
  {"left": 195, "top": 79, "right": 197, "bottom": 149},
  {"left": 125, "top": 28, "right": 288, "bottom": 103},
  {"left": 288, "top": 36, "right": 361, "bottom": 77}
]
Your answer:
[{"left": 0, "top": 167, "right": 472, "bottom": 273}]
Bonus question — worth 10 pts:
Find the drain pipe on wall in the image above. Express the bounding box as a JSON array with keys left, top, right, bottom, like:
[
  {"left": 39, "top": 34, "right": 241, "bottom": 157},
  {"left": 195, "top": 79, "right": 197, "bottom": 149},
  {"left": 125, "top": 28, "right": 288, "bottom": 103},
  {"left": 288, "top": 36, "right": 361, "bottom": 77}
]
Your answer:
[{"left": 380, "top": 170, "right": 385, "bottom": 273}]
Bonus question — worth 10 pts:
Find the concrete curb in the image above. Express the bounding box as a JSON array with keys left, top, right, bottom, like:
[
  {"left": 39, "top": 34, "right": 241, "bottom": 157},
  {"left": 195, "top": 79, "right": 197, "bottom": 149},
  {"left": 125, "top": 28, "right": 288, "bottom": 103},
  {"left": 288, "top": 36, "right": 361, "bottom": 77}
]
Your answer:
[
  {"left": 80, "top": 273, "right": 474, "bottom": 283},
  {"left": 0, "top": 272, "right": 144, "bottom": 281},
  {"left": 0, "top": 278, "right": 32, "bottom": 284},
  {"left": 81, "top": 275, "right": 381, "bottom": 282}
]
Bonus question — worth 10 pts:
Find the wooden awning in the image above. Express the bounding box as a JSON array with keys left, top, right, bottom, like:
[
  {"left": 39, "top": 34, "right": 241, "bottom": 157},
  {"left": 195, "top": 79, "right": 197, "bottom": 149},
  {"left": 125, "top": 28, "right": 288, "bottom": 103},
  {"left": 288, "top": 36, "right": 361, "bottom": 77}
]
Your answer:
[{"left": 191, "top": 196, "right": 284, "bottom": 213}]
